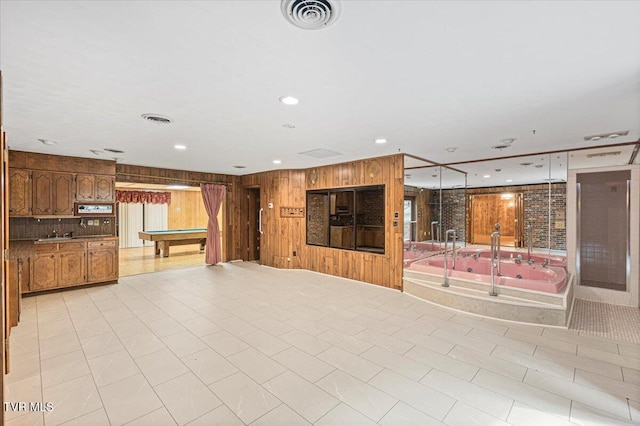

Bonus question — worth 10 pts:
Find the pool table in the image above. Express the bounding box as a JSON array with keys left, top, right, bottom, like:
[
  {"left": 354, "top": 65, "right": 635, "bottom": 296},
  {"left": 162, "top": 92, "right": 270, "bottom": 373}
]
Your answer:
[{"left": 138, "top": 228, "right": 207, "bottom": 257}]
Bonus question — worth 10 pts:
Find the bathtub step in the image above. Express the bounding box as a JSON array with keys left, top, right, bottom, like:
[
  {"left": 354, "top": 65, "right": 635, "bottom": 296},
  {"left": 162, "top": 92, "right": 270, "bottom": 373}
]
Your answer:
[{"left": 403, "top": 275, "right": 569, "bottom": 327}]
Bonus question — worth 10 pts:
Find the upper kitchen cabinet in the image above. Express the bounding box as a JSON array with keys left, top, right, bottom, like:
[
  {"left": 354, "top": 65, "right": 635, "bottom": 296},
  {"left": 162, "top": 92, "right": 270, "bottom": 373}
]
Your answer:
[
  {"left": 9, "top": 169, "right": 30, "bottom": 216},
  {"left": 77, "top": 174, "right": 115, "bottom": 202},
  {"left": 31, "top": 171, "right": 75, "bottom": 216}
]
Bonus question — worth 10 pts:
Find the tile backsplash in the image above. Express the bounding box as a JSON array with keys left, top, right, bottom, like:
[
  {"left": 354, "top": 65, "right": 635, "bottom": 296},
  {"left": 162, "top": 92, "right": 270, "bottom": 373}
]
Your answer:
[{"left": 9, "top": 217, "right": 116, "bottom": 240}]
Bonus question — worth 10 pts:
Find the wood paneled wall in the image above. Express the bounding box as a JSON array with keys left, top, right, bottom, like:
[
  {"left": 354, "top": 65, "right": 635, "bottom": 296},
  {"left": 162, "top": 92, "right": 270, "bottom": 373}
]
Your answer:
[
  {"left": 241, "top": 155, "right": 405, "bottom": 290},
  {"left": 167, "top": 191, "right": 209, "bottom": 230},
  {"left": 10, "top": 151, "right": 115, "bottom": 175},
  {"left": 405, "top": 186, "right": 432, "bottom": 241}
]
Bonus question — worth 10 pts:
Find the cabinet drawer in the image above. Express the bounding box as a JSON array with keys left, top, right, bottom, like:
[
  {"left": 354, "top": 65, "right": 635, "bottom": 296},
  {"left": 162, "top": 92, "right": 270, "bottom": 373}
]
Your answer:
[
  {"left": 87, "top": 240, "right": 116, "bottom": 249},
  {"left": 34, "top": 243, "right": 58, "bottom": 253},
  {"left": 59, "top": 242, "right": 86, "bottom": 252}
]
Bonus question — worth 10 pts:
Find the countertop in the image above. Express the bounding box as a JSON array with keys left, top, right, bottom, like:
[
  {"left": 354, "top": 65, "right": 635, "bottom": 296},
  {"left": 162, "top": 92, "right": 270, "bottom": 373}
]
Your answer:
[{"left": 8, "top": 235, "right": 117, "bottom": 259}]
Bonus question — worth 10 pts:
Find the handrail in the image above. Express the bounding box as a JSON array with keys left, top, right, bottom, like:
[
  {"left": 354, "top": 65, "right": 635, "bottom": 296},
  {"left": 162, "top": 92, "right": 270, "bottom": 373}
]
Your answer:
[
  {"left": 494, "top": 223, "right": 501, "bottom": 276},
  {"left": 258, "top": 208, "right": 264, "bottom": 234},
  {"left": 526, "top": 224, "right": 532, "bottom": 261},
  {"left": 489, "top": 230, "right": 500, "bottom": 296},
  {"left": 442, "top": 229, "right": 457, "bottom": 287}
]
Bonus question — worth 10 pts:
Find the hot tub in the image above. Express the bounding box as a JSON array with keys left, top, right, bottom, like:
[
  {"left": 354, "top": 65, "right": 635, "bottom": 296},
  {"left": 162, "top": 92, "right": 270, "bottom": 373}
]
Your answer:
[
  {"left": 457, "top": 248, "right": 566, "bottom": 268},
  {"left": 403, "top": 242, "right": 444, "bottom": 267},
  {"left": 408, "top": 254, "right": 567, "bottom": 293}
]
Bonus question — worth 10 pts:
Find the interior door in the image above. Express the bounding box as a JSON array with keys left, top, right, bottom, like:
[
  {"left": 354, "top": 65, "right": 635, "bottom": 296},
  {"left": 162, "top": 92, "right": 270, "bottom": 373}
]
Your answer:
[{"left": 247, "top": 188, "right": 261, "bottom": 261}]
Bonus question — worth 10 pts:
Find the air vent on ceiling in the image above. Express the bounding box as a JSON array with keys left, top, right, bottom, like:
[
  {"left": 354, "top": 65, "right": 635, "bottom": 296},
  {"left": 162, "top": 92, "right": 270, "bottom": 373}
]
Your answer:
[
  {"left": 281, "top": 0, "right": 341, "bottom": 30},
  {"left": 586, "top": 151, "right": 622, "bottom": 158},
  {"left": 104, "top": 148, "right": 125, "bottom": 154},
  {"left": 298, "top": 148, "right": 342, "bottom": 158},
  {"left": 141, "top": 113, "right": 173, "bottom": 124}
]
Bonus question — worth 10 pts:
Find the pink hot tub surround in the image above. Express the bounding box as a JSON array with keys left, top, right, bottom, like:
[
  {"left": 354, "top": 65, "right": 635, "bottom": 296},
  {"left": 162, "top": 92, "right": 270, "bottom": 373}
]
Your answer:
[
  {"left": 408, "top": 254, "right": 567, "bottom": 293},
  {"left": 403, "top": 242, "right": 444, "bottom": 267},
  {"left": 457, "top": 248, "right": 566, "bottom": 269}
]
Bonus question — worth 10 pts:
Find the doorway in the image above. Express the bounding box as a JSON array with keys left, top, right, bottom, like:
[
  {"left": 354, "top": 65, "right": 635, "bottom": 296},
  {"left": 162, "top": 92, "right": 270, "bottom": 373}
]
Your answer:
[
  {"left": 469, "top": 193, "right": 523, "bottom": 246},
  {"left": 247, "top": 188, "right": 261, "bottom": 262},
  {"left": 404, "top": 197, "right": 416, "bottom": 241}
]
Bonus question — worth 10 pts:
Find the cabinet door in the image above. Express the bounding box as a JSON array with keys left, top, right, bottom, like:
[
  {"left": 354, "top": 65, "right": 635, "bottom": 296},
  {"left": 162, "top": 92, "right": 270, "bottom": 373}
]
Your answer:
[
  {"left": 30, "top": 254, "right": 58, "bottom": 291},
  {"left": 9, "top": 169, "right": 31, "bottom": 216},
  {"left": 95, "top": 175, "right": 115, "bottom": 202},
  {"left": 32, "top": 171, "right": 53, "bottom": 215},
  {"left": 76, "top": 174, "right": 95, "bottom": 201},
  {"left": 52, "top": 173, "right": 75, "bottom": 215},
  {"left": 88, "top": 249, "right": 117, "bottom": 282},
  {"left": 59, "top": 251, "right": 85, "bottom": 286}
]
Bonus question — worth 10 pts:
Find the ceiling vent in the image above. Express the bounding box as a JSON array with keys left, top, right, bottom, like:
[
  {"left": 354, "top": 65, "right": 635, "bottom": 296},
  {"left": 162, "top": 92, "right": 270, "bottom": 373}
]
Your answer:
[
  {"left": 281, "top": 0, "right": 341, "bottom": 30},
  {"left": 141, "top": 113, "right": 173, "bottom": 124},
  {"left": 298, "top": 148, "right": 342, "bottom": 158}
]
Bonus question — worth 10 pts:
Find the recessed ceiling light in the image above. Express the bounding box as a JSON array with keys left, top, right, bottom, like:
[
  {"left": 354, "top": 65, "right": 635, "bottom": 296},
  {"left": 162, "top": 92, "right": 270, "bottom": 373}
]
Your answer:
[
  {"left": 174, "top": 145, "right": 186, "bottom": 150},
  {"left": 233, "top": 165, "right": 247, "bottom": 169},
  {"left": 445, "top": 147, "right": 457, "bottom": 152},
  {"left": 104, "top": 148, "right": 125, "bottom": 154},
  {"left": 584, "top": 130, "right": 628, "bottom": 141},
  {"left": 506, "top": 179, "right": 513, "bottom": 183},
  {"left": 141, "top": 113, "right": 173, "bottom": 124},
  {"left": 283, "top": 124, "right": 296, "bottom": 128},
  {"left": 38, "top": 138, "right": 57, "bottom": 146},
  {"left": 608, "top": 133, "right": 620, "bottom": 139},
  {"left": 273, "top": 160, "right": 282, "bottom": 164},
  {"left": 590, "top": 136, "right": 603, "bottom": 141},
  {"left": 279, "top": 96, "right": 299, "bottom": 105},
  {"left": 483, "top": 175, "right": 491, "bottom": 178},
  {"left": 166, "top": 185, "right": 190, "bottom": 190},
  {"left": 375, "top": 138, "right": 387, "bottom": 144},
  {"left": 519, "top": 162, "right": 533, "bottom": 166}
]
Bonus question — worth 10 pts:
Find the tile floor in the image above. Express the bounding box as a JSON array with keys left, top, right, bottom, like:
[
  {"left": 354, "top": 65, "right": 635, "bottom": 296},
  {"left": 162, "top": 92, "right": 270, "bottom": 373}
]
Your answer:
[{"left": 5, "top": 262, "right": 640, "bottom": 425}]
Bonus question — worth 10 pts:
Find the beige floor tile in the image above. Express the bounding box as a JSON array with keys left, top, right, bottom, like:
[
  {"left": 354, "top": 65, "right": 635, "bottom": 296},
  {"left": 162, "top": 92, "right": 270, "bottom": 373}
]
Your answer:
[
  {"left": 209, "top": 372, "right": 281, "bottom": 424},
  {"left": 321, "top": 317, "right": 366, "bottom": 336},
  {"left": 144, "top": 316, "right": 186, "bottom": 338},
  {"left": 448, "top": 346, "right": 527, "bottom": 382},
  {"left": 250, "top": 316, "right": 295, "bottom": 337},
  {"left": 569, "top": 401, "right": 633, "bottom": 426},
  {"left": 317, "top": 346, "right": 383, "bottom": 382},
  {"left": 379, "top": 402, "right": 445, "bottom": 426},
  {"left": 317, "top": 329, "right": 373, "bottom": 355},
  {"left": 263, "top": 371, "right": 339, "bottom": 423},
  {"left": 351, "top": 315, "right": 401, "bottom": 335},
  {"left": 227, "top": 347, "right": 287, "bottom": 384},
  {"left": 507, "top": 329, "right": 577, "bottom": 354},
  {"left": 38, "top": 318, "right": 75, "bottom": 340},
  {"left": 125, "top": 407, "right": 177, "bottom": 425},
  {"left": 6, "top": 350, "right": 41, "bottom": 384},
  {"left": 185, "top": 405, "right": 243, "bottom": 425},
  {"left": 39, "top": 332, "right": 82, "bottom": 360},
  {"left": 542, "top": 328, "right": 620, "bottom": 354},
  {"left": 200, "top": 330, "right": 250, "bottom": 357},
  {"left": 215, "top": 315, "right": 258, "bottom": 337},
  {"left": 99, "top": 374, "right": 163, "bottom": 426},
  {"left": 280, "top": 329, "right": 332, "bottom": 356},
  {"left": 622, "top": 367, "right": 640, "bottom": 385},
  {"left": 361, "top": 345, "right": 431, "bottom": 381},
  {"left": 507, "top": 401, "right": 574, "bottom": 426},
  {"left": 316, "top": 403, "right": 378, "bottom": 426},
  {"left": 74, "top": 318, "right": 113, "bottom": 340},
  {"left": 404, "top": 345, "right": 479, "bottom": 381},
  {"left": 4, "top": 375, "right": 44, "bottom": 423},
  {"left": 472, "top": 369, "right": 571, "bottom": 420},
  {"left": 40, "top": 350, "right": 91, "bottom": 389},
  {"left": 392, "top": 328, "right": 454, "bottom": 355},
  {"left": 109, "top": 317, "right": 152, "bottom": 339},
  {"left": 136, "top": 348, "right": 190, "bottom": 386},
  {"left": 629, "top": 400, "right": 639, "bottom": 423},
  {"left": 535, "top": 346, "right": 623, "bottom": 380},
  {"left": 62, "top": 408, "right": 111, "bottom": 426},
  {"left": 181, "top": 348, "right": 238, "bottom": 385},
  {"left": 491, "top": 345, "right": 575, "bottom": 381},
  {"left": 618, "top": 342, "right": 640, "bottom": 360},
  {"left": 316, "top": 370, "right": 398, "bottom": 422},
  {"left": 443, "top": 402, "right": 509, "bottom": 426},
  {"left": 43, "top": 375, "right": 103, "bottom": 426},
  {"left": 369, "top": 369, "right": 455, "bottom": 421},
  {"left": 120, "top": 332, "right": 167, "bottom": 359},
  {"left": 88, "top": 349, "right": 140, "bottom": 387},
  {"left": 79, "top": 331, "right": 125, "bottom": 360},
  {"left": 161, "top": 331, "right": 208, "bottom": 358},
  {"left": 467, "top": 328, "right": 537, "bottom": 355},
  {"left": 154, "top": 373, "right": 222, "bottom": 425},
  {"left": 272, "top": 346, "right": 335, "bottom": 383},
  {"left": 577, "top": 345, "right": 640, "bottom": 370},
  {"left": 285, "top": 316, "right": 330, "bottom": 336},
  {"left": 574, "top": 368, "right": 640, "bottom": 400},
  {"left": 6, "top": 411, "right": 44, "bottom": 426},
  {"left": 181, "top": 316, "right": 222, "bottom": 337},
  {"left": 430, "top": 328, "right": 496, "bottom": 354},
  {"left": 239, "top": 329, "right": 291, "bottom": 356}
]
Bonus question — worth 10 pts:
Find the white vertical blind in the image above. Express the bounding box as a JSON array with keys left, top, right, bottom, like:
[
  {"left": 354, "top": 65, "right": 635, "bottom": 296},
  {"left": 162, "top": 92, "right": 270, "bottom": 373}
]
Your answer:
[
  {"left": 118, "top": 203, "right": 144, "bottom": 248},
  {"left": 143, "top": 203, "right": 168, "bottom": 246}
]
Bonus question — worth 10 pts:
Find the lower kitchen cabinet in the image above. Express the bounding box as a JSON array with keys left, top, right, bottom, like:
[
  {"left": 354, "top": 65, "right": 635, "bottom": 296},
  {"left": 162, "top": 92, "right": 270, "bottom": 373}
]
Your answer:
[{"left": 87, "top": 240, "right": 118, "bottom": 283}]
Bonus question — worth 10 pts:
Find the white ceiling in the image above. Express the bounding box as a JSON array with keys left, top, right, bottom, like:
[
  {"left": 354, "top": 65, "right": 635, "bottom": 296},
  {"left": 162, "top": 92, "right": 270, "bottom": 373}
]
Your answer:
[{"left": 1, "top": 1, "right": 639, "bottom": 176}]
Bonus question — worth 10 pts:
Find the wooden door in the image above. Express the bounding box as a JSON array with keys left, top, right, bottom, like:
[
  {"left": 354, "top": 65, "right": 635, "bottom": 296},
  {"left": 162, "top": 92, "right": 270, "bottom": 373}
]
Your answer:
[
  {"left": 8, "top": 169, "right": 30, "bottom": 216},
  {"left": 95, "top": 175, "right": 114, "bottom": 202},
  {"left": 59, "top": 252, "right": 85, "bottom": 286},
  {"left": 247, "top": 188, "right": 261, "bottom": 261},
  {"left": 30, "top": 254, "right": 58, "bottom": 291},
  {"left": 32, "top": 171, "right": 53, "bottom": 215},
  {"left": 88, "top": 249, "right": 117, "bottom": 282},
  {"left": 76, "top": 174, "right": 95, "bottom": 201},
  {"left": 52, "top": 173, "right": 74, "bottom": 215}
]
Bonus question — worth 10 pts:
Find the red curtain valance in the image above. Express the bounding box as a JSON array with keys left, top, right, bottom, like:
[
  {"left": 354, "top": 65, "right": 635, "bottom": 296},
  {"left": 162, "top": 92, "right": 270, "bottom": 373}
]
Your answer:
[{"left": 116, "top": 190, "right": 171, "bottom": 205}]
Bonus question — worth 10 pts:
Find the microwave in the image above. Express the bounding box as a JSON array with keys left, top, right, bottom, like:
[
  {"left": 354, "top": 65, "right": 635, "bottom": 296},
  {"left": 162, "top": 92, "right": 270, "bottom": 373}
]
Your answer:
[{"left": 74, "top": 202, "right": 115, "bottom": 216}]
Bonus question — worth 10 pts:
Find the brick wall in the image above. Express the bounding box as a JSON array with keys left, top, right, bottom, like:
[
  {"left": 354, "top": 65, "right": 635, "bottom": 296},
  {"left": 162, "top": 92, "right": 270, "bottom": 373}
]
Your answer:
[{"left": 307, "top": 193, "right": 328, "bottom": 245}]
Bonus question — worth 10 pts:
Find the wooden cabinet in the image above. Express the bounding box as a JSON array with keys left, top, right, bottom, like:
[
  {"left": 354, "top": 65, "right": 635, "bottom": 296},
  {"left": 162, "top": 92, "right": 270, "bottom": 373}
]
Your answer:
[
  {"left": 9, "top": 169, "right": 31, "bottom": 216},
  {"left": 77, "top": 174, "right": 115, "bottom": 202},
  {"left": 29, "top": 241, "right": 88, "bottom": 291},
  {"left": 330, "top": 226, "right": 354, "bottom": 248},
  {"left": 30, "top": 171, "right": 75, "bottom": 216},
  {"left": 87, "top": 240, "right": 118, "bottom": 283}
]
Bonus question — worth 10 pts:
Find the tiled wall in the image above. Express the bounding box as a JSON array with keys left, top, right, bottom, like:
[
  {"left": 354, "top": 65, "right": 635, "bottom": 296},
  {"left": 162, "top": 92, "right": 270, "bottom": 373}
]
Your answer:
[
  {"left": 307, "top": 193, "right": 328, "bottom": 245},
  {"left": 9, "top": 217, "right": 116, "bottom": 240},
  {"left": 358, "top": 189, "right": 385, "bottom": 225},
  {"left": 431, "top": 189, "right": 467, "bottom": 242}
]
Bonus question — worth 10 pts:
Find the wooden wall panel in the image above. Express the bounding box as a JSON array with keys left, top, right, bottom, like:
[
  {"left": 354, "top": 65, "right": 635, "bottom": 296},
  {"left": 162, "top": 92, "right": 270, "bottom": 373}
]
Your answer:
[
  {"left": 167, "top": 190, "right": 208, "bottom": 230},
  {"left": 405, "top": 186, "right": 432, "bottom": 240},
  {"left": 9, "top": 151, "right": 115, "bottom": 175},
  {"left": 242, "top": 155, "right": 404, "bottom": 290}
]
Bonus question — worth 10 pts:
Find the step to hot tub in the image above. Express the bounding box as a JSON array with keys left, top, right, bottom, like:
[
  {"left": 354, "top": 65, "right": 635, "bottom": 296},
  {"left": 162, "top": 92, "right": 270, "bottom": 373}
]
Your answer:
[{"left": 403, "top": 272, "right": 573, "bottom": 327}]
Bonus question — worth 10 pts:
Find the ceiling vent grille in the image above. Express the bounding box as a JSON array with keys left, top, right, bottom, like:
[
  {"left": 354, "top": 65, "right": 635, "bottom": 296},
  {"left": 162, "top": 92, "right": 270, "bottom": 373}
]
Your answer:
[
  {"left": 298, "top": 148, "right": 342, "bottom": 158},
  {"left": 281, "top": 0, "right": 341, "bottom": 30}
]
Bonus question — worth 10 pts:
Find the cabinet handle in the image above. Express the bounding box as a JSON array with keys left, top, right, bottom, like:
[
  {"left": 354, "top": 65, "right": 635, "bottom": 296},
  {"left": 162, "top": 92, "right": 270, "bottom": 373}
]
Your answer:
[{"left": 50, "top": 255, "right": 55, "bottom": 258}]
